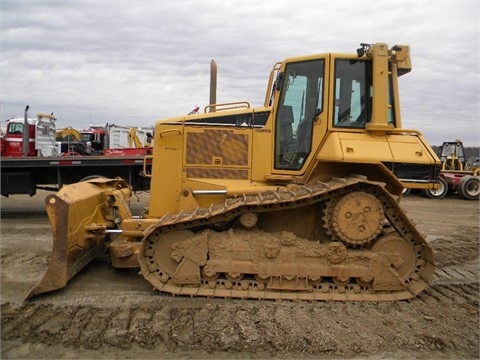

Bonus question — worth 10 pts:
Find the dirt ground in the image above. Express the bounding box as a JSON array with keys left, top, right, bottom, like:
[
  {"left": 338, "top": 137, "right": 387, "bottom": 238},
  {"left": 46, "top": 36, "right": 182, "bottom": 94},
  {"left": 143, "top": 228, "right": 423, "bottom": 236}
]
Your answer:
[{"left": 1, "top": 190, "right": 479, "bottom": 359}]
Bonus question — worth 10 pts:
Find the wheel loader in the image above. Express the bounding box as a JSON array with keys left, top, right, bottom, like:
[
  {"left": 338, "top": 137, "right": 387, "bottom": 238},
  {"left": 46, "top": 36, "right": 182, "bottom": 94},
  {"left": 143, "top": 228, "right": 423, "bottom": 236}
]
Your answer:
[{"left": 27, "top": 43, "right": 441, "bottom": 302}]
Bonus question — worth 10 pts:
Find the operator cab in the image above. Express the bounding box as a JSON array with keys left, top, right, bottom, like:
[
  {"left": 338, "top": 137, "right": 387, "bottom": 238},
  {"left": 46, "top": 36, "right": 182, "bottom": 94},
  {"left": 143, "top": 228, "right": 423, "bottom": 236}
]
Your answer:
[{"left": 274, "top": 46, "right": 401, "bottom": 172}]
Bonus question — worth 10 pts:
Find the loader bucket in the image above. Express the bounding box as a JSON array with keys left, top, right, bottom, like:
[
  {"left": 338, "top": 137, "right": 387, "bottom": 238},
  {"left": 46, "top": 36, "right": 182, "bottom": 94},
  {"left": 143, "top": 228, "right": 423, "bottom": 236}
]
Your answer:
[{"left": 26, "top": 178, "right": 131, "bottom": 300}]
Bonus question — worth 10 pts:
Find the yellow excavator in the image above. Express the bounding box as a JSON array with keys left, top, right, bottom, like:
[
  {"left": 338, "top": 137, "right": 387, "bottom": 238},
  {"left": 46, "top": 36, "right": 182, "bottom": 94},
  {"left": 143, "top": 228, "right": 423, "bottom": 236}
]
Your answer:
[
  {"left": 55, "top": 127, "right": 81, "bottom": 142},
  {"left": 128, "top": 127, "right": 153, "bottom": 148},
  {"left": 28, "top": 43, "right": 440, "bottom": 301}
]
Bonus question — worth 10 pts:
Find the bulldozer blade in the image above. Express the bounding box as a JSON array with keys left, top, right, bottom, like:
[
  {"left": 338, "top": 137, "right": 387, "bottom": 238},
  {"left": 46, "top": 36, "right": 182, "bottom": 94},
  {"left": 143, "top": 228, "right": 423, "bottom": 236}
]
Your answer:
[{"left": 26, "top": 179, "right": 128, "bottom": 300}]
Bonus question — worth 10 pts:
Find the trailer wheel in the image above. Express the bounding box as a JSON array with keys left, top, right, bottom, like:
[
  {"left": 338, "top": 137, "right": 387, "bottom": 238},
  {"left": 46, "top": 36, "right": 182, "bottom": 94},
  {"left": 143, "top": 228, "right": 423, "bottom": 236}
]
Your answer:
[
  {"left": 423, "top": 177, "right": 448, "bottom": 199},
  {"left": 402, "top": 188, "right": 411, "bottom": 196},
  {"left": 458, "top": 176, "right": 480, "bottom": 200}
]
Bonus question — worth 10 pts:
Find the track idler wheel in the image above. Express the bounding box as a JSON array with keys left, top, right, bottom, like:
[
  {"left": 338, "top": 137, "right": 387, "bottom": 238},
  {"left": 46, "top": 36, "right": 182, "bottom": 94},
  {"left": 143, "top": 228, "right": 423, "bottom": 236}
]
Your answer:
[
  {"left": 140, "top": 230, "right": 208, "bottom": 288},
  {"left": 371, "top": 232, "right": 417, "bottom": 281}
]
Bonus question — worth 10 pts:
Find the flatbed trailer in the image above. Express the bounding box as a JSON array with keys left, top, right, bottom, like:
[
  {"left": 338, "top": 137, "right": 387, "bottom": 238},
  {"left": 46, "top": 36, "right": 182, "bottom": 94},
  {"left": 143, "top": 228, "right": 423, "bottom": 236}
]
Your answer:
[{"left": 1, "top": 155, "right": 152, "bottom": 197}]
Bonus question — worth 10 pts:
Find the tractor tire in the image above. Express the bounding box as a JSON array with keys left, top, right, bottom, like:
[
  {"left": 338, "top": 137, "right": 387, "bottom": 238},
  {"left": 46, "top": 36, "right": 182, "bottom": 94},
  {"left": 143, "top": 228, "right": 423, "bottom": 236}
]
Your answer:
[
  {"left": 423, "top": 177, "right": 448, "bottom": 199},
  {"left": 458, "top": 176, "right": 480, "bottom": 200}
]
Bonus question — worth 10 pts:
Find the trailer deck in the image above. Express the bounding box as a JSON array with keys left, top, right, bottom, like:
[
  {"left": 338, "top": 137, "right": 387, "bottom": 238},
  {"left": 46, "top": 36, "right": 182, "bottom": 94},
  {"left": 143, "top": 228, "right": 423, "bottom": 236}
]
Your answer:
[{"left": 1, "top": 155, "right": 152, "bottom": 196}]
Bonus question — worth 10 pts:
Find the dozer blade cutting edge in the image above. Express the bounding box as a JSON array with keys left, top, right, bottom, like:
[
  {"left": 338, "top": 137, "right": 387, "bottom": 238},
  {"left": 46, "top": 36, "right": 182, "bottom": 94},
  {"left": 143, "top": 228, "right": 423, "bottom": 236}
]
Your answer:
[{"left": 25, "top": 178, "right": 132, "bottom": 300}]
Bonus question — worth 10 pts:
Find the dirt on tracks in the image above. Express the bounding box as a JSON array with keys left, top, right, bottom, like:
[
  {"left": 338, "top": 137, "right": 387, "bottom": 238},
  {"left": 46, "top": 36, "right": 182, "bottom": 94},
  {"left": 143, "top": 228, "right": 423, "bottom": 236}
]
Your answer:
[{"left": 1, "top": 191, "right": 479, "bottom": 359}]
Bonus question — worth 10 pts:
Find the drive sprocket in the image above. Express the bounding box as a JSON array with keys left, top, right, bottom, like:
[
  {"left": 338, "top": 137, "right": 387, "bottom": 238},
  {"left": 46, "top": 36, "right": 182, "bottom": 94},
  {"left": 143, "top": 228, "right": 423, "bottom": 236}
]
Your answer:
[{"left": 324, "top": 190, "right": 384, "bottom": 246}]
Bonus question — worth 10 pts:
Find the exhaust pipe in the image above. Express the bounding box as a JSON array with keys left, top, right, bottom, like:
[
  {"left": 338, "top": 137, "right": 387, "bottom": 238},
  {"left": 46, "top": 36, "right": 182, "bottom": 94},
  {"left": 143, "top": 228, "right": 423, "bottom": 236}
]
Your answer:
[
  {"left": 209, "top": 59, "right": 217, "bottom": 112},
  {"left": 23, "top": 105, "right": 29, "bottom": 156}
]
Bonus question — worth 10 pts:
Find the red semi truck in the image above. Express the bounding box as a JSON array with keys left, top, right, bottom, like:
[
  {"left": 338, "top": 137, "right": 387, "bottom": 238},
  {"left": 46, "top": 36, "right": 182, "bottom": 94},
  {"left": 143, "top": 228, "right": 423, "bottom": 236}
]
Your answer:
[
  {"left": 1, "top": 110, "right": 58, "bottom": 157},
  {"left": 1, "top": 106, "right": 152, "bottom": 196}
]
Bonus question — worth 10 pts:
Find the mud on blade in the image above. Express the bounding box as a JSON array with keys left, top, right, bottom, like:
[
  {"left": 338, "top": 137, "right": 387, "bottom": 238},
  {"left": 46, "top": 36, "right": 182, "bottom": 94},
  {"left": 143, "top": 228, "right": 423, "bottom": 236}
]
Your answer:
[{"left": 26, "top": 179, "right": 131, "bottom": 300}]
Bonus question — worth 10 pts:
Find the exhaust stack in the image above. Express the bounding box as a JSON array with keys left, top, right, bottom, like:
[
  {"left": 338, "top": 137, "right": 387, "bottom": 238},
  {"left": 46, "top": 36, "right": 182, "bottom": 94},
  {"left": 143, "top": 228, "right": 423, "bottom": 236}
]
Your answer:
[{"left": 209, "top": 59, "right": 217, "bottom": 112}]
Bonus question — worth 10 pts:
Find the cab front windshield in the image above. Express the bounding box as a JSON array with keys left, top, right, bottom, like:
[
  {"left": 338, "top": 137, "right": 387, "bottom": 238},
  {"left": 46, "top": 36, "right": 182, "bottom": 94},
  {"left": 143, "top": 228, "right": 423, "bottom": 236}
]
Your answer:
[
  {"left": 7, "top": 123, "right": 24, "bottom": 134},
  {"left": 274, "top": 59, "right": 324, "bottom": 170}
]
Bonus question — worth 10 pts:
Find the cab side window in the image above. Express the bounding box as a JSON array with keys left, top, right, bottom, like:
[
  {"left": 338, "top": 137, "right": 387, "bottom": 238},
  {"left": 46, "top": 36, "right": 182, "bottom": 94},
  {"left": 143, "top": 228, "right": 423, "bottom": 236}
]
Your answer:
[{"left": 333, "top": 60, "right": 372, "bottom": 128}]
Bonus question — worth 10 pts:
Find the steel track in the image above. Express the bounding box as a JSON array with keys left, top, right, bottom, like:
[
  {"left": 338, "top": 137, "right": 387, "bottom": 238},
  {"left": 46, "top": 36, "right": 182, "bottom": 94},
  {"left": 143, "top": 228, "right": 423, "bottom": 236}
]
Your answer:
[{"left": 137, "top": 175, "right": 436, "bottom": 301}]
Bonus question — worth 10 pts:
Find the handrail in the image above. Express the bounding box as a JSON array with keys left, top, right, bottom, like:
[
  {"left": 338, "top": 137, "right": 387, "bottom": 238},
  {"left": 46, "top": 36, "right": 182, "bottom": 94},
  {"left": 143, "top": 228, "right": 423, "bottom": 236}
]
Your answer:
[
  {"left": 204, "top": 101, "right": 250, "bottom": 113},
  {"left": 142, "top": 155, "right": 153, "bottom": 178},
  {"left": 159, "top": 129, "right": 182, "bottom": 138},
  {"left": 264, "top": 62, "right": 282, "bottom": 107}
]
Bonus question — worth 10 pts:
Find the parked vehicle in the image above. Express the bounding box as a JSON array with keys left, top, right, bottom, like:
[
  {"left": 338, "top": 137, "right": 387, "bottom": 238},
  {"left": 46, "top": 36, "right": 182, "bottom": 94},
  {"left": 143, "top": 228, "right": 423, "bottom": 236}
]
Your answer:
[
  {"left": 1, "top": 107, "right": 152, "bottom": 196},
  {"left": 76, "top": 123, "right": 153, "bottom": 156},
  {"left": 423, "top": 140, "right": 479, "bottom": 200},
  {"left": 1, "top": 107, "right": 58, "bottom": 157}
]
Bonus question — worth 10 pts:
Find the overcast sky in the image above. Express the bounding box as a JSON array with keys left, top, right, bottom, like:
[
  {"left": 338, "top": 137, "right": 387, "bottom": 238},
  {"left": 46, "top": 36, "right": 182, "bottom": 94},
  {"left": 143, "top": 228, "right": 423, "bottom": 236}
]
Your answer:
[{"left": 1, "top": 0, "right": 479, "bottom": 146}]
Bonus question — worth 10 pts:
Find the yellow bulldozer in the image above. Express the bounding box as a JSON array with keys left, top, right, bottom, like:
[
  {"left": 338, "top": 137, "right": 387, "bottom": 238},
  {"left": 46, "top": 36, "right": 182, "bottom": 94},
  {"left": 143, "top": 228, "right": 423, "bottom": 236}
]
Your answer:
[{"left": 28, "top": 43, "right": 440, "bottom": 302}]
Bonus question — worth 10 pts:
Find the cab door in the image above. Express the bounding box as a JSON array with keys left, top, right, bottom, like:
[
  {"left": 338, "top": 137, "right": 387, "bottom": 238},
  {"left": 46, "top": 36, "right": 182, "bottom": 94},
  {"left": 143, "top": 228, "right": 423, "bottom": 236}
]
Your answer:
[{"left": 272, "top": 56, "right": 328, "bottom": 174}]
